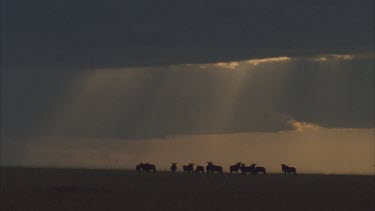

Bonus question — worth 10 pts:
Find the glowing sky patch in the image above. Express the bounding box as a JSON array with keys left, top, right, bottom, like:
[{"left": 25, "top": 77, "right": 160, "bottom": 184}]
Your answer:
[
  {"left": 213, "top": 62, "right": 241, "bottom": 69},
  {"left": 187, "top": 54, "right": 361, "bottom": 71},
  {"left": 247, "top": 57, "right": 292, "bottom": 66},
  {"left": 313, "top": 54, "right": 354, "bottom": 62},
  {"left": 288, "top": 120, "right": 321, "bottom": 132}
]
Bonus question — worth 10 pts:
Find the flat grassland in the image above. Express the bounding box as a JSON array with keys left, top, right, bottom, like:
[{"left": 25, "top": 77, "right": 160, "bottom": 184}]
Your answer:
[{"left": 1, "top": 167, "right": 374, "bottom": 211}]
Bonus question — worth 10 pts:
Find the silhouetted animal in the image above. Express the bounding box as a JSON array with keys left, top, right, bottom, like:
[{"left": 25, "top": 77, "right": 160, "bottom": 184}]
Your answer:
[
  {"left": 136, "top": 165, "right": 141, "bottom": 172},
  {"left": 281, "top": 164, "right": 297, "bottom": 175},
  {"left": 183, "top": 163, "right": 194, "bottom": 173},
  {"left": 206, "top": 162, "right": 223, "bottom": 174},
  {"left": 240, "top": 164, "right": 256, "bottom": 175},
  {"left": 139, "top": 163, "right": 156, "bottom": 172},
  {"left": 170, "top": 163, "right": 177, "bottom": 172},
  {"left": 254, "top": 166, "right": 267, "bottom": 174},
  {"left": 195, "top": 165, "right": 204, "bottom": 173},
  {"left": 229, "top": 162, "right": 242, "bottom": 173}
]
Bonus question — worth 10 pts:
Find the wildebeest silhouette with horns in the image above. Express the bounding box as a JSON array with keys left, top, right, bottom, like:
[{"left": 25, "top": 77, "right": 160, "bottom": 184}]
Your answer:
[
  {"left": 229, "top": 162, "right": 242, "bottom": 173},
  {"left": 240, "top": 164, "right": 256, "bottom": 175},
  {"left": 170, "top": 163, "right": 177, "bottom": 172},
  {"left": 281, "top": 164, "right": 297, "bottom": 175},
  {"left": 183, "top": 163, "right": 194, "bottom": 173},
  {"left": 206, "top": 162, "right": 223, "bottom": 174},
  {"left": 241, "top": 164, "right": 266, "bottom": 175},
  {"left": 254, "top": 165, "right": 266, "bottom": 174},
  {"left": 195, "top": 165, "right": 204, "bottom": 173},
  {"left": 138, "top": 163, "right": 156, "bottom": 172}
]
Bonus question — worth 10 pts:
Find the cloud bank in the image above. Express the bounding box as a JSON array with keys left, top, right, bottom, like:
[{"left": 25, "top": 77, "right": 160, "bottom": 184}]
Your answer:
[{"left": 3, "top": 0, "right": 373, "bottom": 70}]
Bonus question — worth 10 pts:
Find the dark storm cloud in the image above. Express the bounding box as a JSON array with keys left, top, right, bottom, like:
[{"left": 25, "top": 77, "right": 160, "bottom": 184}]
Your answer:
[
  {"left": 3, "top": 0, "right": 373, "bottom": 70},
  {"left": 2, "top": 0, "right": 374, "bottom": 139}
]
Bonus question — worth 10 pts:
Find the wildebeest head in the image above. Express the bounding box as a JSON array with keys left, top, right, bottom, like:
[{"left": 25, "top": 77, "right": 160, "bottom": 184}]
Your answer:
[
  {"left": 188, "top": 163, "right": 194, "bottom": 167},
  {"left": 171, "top": 163, "right": 177, "bottom": 172},
  {"left": 207, "top": 162, "right": 213, "bottom": 165}
]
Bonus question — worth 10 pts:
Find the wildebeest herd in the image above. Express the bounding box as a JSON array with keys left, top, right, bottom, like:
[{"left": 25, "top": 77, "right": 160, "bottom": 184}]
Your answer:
[{"left": 136, "top": 162, "right": 297, "bottom": 175}]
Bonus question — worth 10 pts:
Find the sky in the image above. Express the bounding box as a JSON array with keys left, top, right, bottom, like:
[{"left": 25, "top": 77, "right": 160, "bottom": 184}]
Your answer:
[{"left": 1, "top": 0, "right": 374, "bottom": 174}]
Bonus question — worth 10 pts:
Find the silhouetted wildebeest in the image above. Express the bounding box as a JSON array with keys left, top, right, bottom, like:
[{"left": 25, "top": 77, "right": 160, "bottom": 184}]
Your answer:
[
  {"left": 229, "top": 162, "right": 242, "bottom": 173},
  {"left": 254, "top": 166, "right": 267, "bottom": 174},
  {"left": 170, "top": 163, "right": 177, "bottom": 172},
  {"left": 281, "top": 164, "right": 297, "bottom": 175},
  {"left": 206, "top": 162, "right": 223, "bottom": 174},
  {"left": 240, "top": 164, "right": 256, "bottom": 175},
  {"left": 183, "top": 163, "right": 194, "bottom": 173},
  {"left": 136, "top": 165, "right": 141, "bottom": 172},
  {"left": 195, "top": 165, "right": 204, "bottom": 173},
  {"left": 139, "top": 163, "right": 156, "bottom": 172}
]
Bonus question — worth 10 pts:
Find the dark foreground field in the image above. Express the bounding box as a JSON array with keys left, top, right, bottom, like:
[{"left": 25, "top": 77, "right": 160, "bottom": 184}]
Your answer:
[{"left": 1, "top": 167, "right": 374, "bottom": 211}]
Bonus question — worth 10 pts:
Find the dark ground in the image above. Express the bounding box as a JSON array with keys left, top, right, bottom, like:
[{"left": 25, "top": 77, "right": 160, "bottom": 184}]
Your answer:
[{"left": 1, "top": 167, "right": 374, "bottom": 211}]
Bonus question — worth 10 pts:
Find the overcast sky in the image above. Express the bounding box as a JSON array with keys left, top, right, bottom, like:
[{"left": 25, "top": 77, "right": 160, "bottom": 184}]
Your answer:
[{"left": 2, "top": 0, "right": 374, "bottom": 173}]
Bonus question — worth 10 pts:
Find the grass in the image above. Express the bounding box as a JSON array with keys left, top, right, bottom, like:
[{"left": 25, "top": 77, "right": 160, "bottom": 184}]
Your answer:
[{"left": 1, "top": 167, "right": 374, "bottom": 211}]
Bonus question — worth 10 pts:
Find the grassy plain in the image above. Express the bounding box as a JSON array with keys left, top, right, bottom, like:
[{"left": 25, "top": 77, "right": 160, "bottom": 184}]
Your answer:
[{"left": 1, "top": 167, "right": 374, "bottom": 211}]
